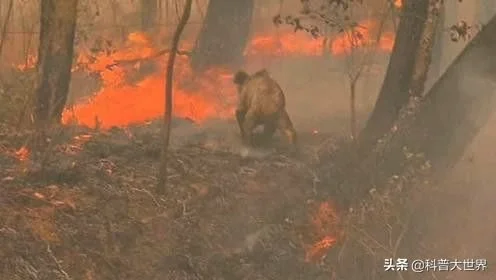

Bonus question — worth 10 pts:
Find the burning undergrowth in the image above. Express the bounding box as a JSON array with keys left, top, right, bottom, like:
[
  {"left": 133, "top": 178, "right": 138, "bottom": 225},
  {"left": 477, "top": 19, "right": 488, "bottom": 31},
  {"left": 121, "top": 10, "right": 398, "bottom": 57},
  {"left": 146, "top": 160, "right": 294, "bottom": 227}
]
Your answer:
[
  {"left": 10, "top": 21, "right": 395, "bottom": 131},
  {"left": 0, "top": 18, "right": 400, "bottom": 279},
  {"left": 0, "top": 122, "right": 343, "bottom": 279}
]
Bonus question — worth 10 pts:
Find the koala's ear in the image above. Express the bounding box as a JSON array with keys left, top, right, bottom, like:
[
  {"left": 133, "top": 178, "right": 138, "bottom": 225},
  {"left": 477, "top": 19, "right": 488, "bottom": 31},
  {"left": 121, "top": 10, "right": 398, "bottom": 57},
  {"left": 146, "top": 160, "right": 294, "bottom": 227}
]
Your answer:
[{"left": 233, "top": 71, "right": 249, "bottom": 85}]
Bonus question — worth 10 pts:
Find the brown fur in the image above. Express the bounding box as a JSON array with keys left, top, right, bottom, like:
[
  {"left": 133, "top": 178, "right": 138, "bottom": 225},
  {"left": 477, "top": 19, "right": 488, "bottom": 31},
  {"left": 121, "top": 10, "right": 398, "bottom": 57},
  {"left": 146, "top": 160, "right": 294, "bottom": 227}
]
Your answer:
[{"left": 233, "top": 69, "right": 297, "bottom": 150}]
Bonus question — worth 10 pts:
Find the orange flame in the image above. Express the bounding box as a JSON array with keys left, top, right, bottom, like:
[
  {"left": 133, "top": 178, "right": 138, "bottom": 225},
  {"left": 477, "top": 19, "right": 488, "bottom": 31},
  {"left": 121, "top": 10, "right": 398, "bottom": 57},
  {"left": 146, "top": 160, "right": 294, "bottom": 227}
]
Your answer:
[
  {"left": 331, "top": 19, "right": 395, "bottom": 55},
  {"left": 13, "top": 20, "right": 395, "bottom": 129},
  {"left": 15, "top": 146, "right": 30, "bottom": 162},
  {"left": 62, "top": 33, "right": 236, "bottom": 129},
  {"left": 245, "top": 32, "right": 324, "bottom": 56},
  {"left": 247, "top": 19, "right": 395, "bottom": 57},
  {"left": 305, "top": 201, "right": 342, "bottom": 262},
  {"left": 15, "top": 55, "right": 37, "bottom": 71}
]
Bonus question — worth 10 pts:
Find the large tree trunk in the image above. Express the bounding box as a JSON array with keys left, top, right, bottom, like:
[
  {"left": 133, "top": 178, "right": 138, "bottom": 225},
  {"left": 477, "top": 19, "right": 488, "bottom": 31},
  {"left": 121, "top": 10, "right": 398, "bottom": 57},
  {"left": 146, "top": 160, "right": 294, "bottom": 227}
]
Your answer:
[
  {"left": 35, "top": 0, "right": 78, "bottom": 125},
  {"left": 141, "top": 0, "right": 157, "bottom": 32},
  {"left": 477, "top": 0, "right": 495, "bottom": 24},
  {"left": 399, "top": 15, "right": 496, "bottom": 174},
  {"left": 331, "top": 14, "right": 496, "bottom": 210},
  {"left": 370, "top": 14, "right": 496, "bottom": 193},
  {"left": 357, "top": 0, "right": 430, "bottom": 151},
  {"left": 190, "top": 0, "right": 254, "bottom": 72}
]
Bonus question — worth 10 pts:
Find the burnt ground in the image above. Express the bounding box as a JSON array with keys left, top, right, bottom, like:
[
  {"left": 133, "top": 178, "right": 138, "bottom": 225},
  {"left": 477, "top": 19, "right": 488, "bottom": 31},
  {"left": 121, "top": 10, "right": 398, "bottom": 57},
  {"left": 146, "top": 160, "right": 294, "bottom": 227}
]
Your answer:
[
  {"left": 2, "top": 118, "right": 496, "bottom": 280},
  {"left": 0, "top": 120, "right": 342, "bottom": 280}
]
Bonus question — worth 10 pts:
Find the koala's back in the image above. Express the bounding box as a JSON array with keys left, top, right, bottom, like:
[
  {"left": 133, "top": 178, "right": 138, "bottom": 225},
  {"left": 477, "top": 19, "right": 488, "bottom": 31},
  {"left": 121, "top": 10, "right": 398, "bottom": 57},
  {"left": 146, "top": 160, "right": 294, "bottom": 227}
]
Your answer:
[{"left": 240, "top": 71, "right": 286, "bottom": 117}]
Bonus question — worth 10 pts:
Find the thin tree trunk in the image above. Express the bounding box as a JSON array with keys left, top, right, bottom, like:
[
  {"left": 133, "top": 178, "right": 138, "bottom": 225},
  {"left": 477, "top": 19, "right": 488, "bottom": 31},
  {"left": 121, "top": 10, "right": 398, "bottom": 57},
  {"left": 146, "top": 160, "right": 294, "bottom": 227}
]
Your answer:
[
  {"left": 190, "top": 0, "right": 254, "bottom": 72},
  {"left": 358, "top": 0, "right": 430, "bottom": 151},
  {"left": 0, "top": 0, "right": 13, "bottom": 60},
  {"left": 429, "top": 2, "right": 445, "bottom": 84},
  {"left": 35, "top": 0, "right": 79, "bottom": 125},
  {"left": 409, "top": 0, "right": 443, "bottom": 97},
  {"left": 157, "top": 0, "right": 193, "bottom": 194},
  {"left": 350, "top": 78, "right": 357, "bottom": 140},
  {"left": 141, "top": 0, "right": 157, "bottom": 32}
]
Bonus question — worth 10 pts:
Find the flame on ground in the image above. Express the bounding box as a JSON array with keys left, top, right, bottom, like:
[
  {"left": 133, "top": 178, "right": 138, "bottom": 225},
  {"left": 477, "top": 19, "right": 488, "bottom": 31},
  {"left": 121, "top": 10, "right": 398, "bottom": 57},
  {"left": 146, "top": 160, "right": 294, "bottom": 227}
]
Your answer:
[
  {"left": 13, "top": 19, "right": 396, "bottom": 129},
  {"left": 62, "top": 33, "right": 237, "bottom": 129},
  {"left": 305, "top": 201, "right": 342, "bottom": 262},
  {"left": 15, "top": 146, "right": 30, "bottom": 162},
  {"left": 246, "top": 19, "right": 395, "bottom": 57}
]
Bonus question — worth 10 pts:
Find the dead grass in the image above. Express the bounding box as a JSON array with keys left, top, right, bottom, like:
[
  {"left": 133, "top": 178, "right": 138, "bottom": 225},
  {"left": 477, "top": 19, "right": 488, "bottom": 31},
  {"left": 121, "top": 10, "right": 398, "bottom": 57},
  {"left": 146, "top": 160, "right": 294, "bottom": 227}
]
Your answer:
[
  {"left": 0, "top": 121, "right": 341, "bottom": 279},
  {"left": 0, "top": 67, "right": 36, "bottom": 128}
]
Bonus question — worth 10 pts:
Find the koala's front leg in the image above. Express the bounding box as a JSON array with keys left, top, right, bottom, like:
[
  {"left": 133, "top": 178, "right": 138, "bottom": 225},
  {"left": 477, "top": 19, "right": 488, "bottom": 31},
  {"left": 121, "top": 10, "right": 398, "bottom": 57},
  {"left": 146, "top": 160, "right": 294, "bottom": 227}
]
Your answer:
[
  {"left": 235, "top": 109, "right": 246, "bottom": 138},
  {"left": 241, "top": 111, "right": 257, "bottom": 146}
]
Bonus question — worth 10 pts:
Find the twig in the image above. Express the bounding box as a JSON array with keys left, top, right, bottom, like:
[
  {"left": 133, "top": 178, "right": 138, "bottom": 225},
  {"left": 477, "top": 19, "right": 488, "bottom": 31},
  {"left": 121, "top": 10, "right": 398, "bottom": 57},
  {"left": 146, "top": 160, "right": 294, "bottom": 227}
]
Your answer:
[
  {"left": 157, "top": 0, "right": 193, "bottom": 194},
  {"left": 392, "top": 220, "right": 410, "bottom": 280},
  {"left": 46, "top": 243, "right": 72, "bottom": 280},
  {"left": 130, "top": 187, "right": 161, "bottom": 207},
  {"left": 350, "top": 224, "right": 392, "bottom": 254},
  {"left": 107, "top": 48, "right": 191, "bottom": 69}
]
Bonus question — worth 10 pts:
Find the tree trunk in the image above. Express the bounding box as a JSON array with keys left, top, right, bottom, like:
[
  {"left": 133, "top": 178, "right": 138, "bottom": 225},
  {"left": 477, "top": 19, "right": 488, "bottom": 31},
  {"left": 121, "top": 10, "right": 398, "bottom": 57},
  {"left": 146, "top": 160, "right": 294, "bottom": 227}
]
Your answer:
[
  {"left": 428, "top": 2, "right": 445, "bottom": 84},
  {"left": 141, "top": 0, "right": 157, "bottom": 32},
  {"left": 35, "top": 0, "right": 79, "bottom": 125},
  {"left": 332, "top": 14, "right": 496, "bottom": 209},
  {"left": 409, "top": 0, "right": 443, "bottom": 97},
  {"left": 358, "top": 0, "right": 430, "bottom": 151},
  {"left": 157, "top": 0, "right": 193, "bottom": 195},
  {"left": 349, "top": 78, "right": 357, "bottom": 140},
  {"left": 373, "top": 14, "right": 496, "bottom": 190},
  {"left": 0, "top": 0, "right": 13, "bottom": 59},
  {"left": 190, "top": 0, "right": 254, "bottom": 72},
  {"left": 401, "top": 15, "right": 496, "bottom": 174},
  {"left": 477, "top": 0, "right": 495, "bottom": 24}
]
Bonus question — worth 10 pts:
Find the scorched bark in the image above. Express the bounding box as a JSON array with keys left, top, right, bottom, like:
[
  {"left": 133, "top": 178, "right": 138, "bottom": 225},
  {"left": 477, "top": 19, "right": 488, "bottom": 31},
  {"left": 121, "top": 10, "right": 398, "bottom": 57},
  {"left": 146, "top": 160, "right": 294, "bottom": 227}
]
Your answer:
[
  {"left": 358, "top": 0, "right": 430, "bottom": 151},
  {"left": 35, "top": 0, "right": 79, "bottom": 125},
  {"left": 190, "top": 0, "right": 254, "bottom": 72}
]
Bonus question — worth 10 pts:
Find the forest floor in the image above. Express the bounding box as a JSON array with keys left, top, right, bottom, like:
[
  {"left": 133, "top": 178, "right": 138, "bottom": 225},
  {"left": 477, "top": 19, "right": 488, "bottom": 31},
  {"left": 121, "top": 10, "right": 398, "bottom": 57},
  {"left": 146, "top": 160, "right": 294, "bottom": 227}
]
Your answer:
[{"left": 0, "top": 119, "right": 343, "bottom": 280}]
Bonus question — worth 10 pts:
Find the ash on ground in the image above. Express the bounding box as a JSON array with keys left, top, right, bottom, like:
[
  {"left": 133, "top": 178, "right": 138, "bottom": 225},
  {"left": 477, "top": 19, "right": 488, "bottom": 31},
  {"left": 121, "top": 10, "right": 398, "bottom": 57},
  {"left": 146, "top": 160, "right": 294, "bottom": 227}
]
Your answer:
[{"left": 0, "top": 119, "right": 338, "bottom": 280}]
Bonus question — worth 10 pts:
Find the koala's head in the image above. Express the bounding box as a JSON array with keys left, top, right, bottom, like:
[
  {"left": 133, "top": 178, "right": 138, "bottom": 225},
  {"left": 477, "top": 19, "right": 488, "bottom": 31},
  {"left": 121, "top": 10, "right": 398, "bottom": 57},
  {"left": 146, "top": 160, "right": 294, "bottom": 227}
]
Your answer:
[{"left": 233, "top": 71, "right": 250, "bottom": 86}]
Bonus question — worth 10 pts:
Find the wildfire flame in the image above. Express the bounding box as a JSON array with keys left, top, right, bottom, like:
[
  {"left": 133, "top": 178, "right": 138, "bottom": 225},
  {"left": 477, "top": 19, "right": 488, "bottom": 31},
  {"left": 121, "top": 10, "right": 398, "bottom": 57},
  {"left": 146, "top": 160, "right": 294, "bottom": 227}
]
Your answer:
[
  {"left": 246, "top": 19, "right": 395, "bottom": 57},
  {"left": 12, "top": 19, "right": 396, "bottom": 130},
  {"left": 61, "top": 33, "right": 237, "bottom": 129},
  {"left": 15, "top": 146, "right": 30, "bottom": 162},
  {"left": 330, "top": 19, "right": 395, "bottom": 55},
  {"left": 305, "top": 201, "right": 342, "bottom": 262}
]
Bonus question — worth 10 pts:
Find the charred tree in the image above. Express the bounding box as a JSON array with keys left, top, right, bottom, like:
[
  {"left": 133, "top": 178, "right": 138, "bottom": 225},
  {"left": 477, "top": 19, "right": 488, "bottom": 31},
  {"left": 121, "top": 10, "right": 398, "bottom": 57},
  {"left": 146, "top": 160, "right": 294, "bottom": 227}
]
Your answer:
[
  {"left": 393, "top": 14, "right": 496, "bottom": 176},
  {"left": 35, "top": 0, "right": 79, "bottom": 125},
  {"left": 409, "top": 0, "right": 444, "bottom": 97},
  {"left": 140, "top": 0, "right": 157, "bottom": 32},
  {"left": 0, "top": 0, "right": 13, "bottom": 59},
  {"left": 190, "top": 0, "right": 254, "bottom": 72},
  {"left": 429, "top": 2, "right": 445, "bottom": 83},
  {"left": 357, "top": 0, "right": 430, "bottom": 151},
  {"left": 157, "top": 0, "right": 193, "bottom": 194},
  {"left": 477, "top": 0, "right": 494, "bottom": 24},
  {"left": 342, "top": 14, "right": 496, "bottom": 207}
]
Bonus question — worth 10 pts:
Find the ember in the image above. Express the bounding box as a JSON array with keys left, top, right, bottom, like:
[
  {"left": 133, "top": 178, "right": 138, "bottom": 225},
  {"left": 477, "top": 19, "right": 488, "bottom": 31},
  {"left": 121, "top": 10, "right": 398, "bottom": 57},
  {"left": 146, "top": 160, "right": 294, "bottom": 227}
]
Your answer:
[
  {"left": 15, "top": 146, "right": 30, "bottom": 162},
  {"left": 305, "top": 201, "right": 342, "bottom": 262}
]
